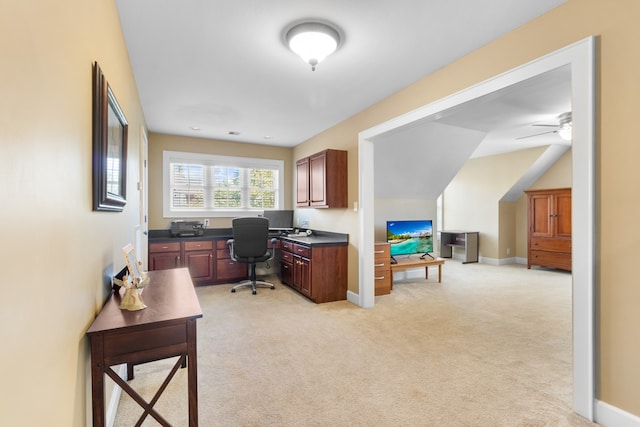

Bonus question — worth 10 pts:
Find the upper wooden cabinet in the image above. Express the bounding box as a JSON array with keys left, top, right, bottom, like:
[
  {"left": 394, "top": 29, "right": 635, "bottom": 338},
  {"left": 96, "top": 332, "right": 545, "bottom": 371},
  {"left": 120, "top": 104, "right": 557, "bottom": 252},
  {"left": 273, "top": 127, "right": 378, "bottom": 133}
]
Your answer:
[
  {"left": 296, "top": 149, "right": 347, "bottom": 208},
  {"left": 525, "top": 188, "right": 572, "bottom": 271}
]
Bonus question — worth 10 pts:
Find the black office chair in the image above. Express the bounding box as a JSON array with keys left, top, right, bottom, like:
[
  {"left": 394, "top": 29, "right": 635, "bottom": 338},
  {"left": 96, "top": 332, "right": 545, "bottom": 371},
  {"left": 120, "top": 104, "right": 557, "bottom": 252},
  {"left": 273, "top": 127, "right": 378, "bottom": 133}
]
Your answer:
[{"left": 227, "top": 217, "right": 276, "bottom": 295}]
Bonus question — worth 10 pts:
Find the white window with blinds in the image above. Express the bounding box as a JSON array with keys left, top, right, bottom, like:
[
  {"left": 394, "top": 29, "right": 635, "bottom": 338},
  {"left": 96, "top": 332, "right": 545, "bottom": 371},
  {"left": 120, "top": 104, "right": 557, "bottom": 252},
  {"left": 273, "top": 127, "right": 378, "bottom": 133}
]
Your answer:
[{"left": 163, "top": 150, "right": 284, "bottom": 217}]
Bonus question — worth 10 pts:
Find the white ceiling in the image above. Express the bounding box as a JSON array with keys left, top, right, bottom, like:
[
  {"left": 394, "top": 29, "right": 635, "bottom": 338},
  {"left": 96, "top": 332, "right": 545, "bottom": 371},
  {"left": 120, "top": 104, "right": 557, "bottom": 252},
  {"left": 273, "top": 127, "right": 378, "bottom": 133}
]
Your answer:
[{"left": 115, "top": 0, "right": 568, "bottom": 148}]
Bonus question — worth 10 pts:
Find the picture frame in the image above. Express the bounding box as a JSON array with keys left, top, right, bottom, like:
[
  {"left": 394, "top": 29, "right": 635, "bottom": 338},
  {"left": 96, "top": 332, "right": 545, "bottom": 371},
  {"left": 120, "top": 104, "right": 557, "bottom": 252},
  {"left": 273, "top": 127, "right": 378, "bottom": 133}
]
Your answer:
[
  {"left": 122, "top": 243, "right": 143, "bottom": 285},
  {"left": 92, "top": 62, "right": 128, "bottom": 212}
]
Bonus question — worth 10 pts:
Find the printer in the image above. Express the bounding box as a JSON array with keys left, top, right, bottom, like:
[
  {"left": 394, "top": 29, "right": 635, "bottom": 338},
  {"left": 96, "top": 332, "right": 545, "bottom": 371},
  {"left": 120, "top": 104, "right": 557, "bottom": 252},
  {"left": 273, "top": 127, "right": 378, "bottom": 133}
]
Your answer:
[{"left": 170, "top": 220, "right": 205, "bottom": 237}]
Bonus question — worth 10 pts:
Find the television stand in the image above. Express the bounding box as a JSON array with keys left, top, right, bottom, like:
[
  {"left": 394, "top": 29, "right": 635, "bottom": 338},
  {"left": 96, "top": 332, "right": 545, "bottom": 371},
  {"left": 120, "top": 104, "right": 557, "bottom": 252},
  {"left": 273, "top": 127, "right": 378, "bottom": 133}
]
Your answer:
[
  {"left": 420, "top": 252, "right": 434, "bottom": 260},
  {"left": 389, "top": 257, "right": 445, "bottom": 289}
]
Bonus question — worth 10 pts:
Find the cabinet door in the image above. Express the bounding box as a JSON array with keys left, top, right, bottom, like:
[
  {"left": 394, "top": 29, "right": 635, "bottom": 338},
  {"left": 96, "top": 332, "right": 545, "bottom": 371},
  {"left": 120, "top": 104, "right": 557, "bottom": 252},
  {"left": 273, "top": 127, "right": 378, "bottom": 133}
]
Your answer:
[
  {"left": 291, "top": 255, "right": 303, "bottom": 291},
  {"left": 296, "top": 157, "right": 310, "bottom": 207},
  {"left": 555, "top": 191, "right": 572, "bottom": 238},
  {"left": 298, "top": 257, "right": 312, "bottom": 298},
  {"left": 280, "top": 259, "right": 293, "bottom": 286},
  {"left": 309, "top": 152, "right": 327, "bottom": 207},
  {"left": 149, "top": 252, "right": 181, "bottom": 271},
  {"left": 529, "top": 193, "right": 553, "bottom": 238},
  {"left": 185, "top": 251, "right": 214, "bottom": 284},
  {"left": 216, "top": 260, "right": 247, "bottom": 282}
]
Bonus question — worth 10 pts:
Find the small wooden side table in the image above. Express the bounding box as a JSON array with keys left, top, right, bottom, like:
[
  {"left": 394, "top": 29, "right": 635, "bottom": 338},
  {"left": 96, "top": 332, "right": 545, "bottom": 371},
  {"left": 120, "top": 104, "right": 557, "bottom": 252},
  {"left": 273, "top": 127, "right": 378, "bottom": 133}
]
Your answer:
[{"left": 87, "top": 268, "right": 202, "bottom": 427}]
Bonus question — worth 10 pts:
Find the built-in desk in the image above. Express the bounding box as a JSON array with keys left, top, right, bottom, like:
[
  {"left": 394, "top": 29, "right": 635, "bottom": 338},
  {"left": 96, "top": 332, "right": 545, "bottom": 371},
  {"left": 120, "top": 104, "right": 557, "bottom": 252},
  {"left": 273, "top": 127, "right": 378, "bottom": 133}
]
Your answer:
[
  {"left": 87, "top": 268, "right": 202, "bottom": 427},
  {"left": 439, "top": 231, "right": 479, "bottom": 263}
]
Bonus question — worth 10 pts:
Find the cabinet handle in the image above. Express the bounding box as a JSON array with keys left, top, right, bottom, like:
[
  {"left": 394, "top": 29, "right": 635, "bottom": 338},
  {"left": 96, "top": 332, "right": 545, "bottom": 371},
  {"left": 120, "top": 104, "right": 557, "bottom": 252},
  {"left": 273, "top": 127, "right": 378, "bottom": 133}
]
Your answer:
[
  {"left": 375, "top": 276, "right": 385, "bottom": 280},
  {"left": 374, "top": 250, "right": 384, "bottom": 254},
  {"left": 162, "top": 246, "right": 168, "bottom": 249},
  {"left": 374, "top": 263, "right": 385, "bottom": 267}
]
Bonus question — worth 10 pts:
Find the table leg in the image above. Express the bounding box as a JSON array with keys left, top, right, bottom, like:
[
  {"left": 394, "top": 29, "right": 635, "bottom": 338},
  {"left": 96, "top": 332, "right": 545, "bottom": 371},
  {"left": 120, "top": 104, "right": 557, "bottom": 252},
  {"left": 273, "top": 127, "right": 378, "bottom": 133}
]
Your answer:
[
  {"left": 425, "top": 266, "right": 429, "bottom": 280},
  {"left": 438, "top": 264, "right": 442, "bottom": 283},
  {"left": 90, "top": 335, "right": 105, "bottom": 427},
  {"left": 187, "top": 318, "right": 199, "bottom": 427}
]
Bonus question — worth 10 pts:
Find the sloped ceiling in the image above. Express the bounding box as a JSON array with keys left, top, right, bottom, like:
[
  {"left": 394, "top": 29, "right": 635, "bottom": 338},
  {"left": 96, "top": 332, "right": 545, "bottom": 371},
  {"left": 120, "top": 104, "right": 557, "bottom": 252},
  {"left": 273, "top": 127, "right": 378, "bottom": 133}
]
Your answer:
[{"left": 372, "top": 65, "right": 572, "bottom": 199}]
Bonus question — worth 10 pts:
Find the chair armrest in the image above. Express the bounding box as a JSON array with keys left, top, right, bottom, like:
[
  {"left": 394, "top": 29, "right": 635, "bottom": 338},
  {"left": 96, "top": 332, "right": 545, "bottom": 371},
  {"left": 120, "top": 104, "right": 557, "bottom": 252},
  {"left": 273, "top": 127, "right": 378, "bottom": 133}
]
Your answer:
[
  {"left": 267, "top": 238, "right": 278, "bottom": 262},
  {"left": 226, "top": 239, "right": 236, "bottom": 261}
]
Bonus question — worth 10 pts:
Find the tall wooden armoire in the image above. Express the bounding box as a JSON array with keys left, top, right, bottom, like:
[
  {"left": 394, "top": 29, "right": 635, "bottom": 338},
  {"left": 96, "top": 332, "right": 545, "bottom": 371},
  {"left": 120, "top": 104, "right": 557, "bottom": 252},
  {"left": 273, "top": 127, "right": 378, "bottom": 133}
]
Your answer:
[{"left": 525, "top": 188, "right": 572, "bottom": 271}]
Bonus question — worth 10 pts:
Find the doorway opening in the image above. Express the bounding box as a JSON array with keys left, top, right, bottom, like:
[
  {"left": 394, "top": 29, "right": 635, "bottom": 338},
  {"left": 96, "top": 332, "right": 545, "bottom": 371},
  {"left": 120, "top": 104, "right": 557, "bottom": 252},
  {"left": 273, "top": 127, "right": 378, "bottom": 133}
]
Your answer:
[{"left": 358, "top": 37, "right": 596, "bottom": 419}]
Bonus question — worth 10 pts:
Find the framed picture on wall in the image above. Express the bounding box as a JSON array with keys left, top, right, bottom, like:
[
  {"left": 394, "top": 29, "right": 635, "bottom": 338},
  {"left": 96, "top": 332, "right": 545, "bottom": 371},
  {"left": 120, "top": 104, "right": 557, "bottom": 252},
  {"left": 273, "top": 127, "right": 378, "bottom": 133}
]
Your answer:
[{"left": 92, "top": 62, "right": 128, "bottom": 212}]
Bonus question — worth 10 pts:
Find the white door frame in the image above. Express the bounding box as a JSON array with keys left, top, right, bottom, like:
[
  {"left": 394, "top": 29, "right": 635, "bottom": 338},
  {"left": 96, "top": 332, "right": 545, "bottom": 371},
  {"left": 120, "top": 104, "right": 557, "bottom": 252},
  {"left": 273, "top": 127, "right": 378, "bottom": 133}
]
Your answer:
[{"left": 358, "top": 37, "right": 596, "bottom": 420}]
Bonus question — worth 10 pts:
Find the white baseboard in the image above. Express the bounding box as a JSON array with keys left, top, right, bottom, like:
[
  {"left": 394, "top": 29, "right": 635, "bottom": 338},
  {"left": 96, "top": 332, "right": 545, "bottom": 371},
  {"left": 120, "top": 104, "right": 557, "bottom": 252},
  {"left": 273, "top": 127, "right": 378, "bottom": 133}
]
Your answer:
[
  {"left": 105, "top": 364, "right": 127, "bottom": 427},
  {"left": 346, "top": 290, "right": 360, "bottom": 306},
  {"left": 595, "top": 399, "right": 640, "bottom": 427}
]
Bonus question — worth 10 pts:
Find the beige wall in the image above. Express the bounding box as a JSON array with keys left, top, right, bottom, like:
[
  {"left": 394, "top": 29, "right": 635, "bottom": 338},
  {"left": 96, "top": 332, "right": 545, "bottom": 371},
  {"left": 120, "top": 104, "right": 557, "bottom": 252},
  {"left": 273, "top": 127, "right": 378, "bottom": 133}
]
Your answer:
[
  {"left": 147, "top": 133, "right": 294, "bottom": 229},
  {"left": 442, "top": 147, "right": 548, "bottom": 261},
  {"left": 0, "top": 1, "right": 146, "bottom": 426},
  {"left": 293, "top": 0, "right": 640, "bottom": 417}
]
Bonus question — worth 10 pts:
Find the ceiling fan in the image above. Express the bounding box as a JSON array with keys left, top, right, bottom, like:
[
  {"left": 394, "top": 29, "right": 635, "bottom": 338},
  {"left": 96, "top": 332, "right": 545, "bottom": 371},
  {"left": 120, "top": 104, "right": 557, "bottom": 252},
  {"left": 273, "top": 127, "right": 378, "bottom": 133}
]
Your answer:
[{"left": 516, "top": 112, "right": 572, "bottom": 141}]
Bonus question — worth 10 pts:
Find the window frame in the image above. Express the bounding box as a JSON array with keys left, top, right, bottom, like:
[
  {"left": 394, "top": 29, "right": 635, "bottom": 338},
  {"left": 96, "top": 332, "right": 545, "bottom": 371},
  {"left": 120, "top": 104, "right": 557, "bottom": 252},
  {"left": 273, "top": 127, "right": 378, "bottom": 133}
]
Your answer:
[{"left": 163, "top": 150, "right": 284, "bottom": 218}]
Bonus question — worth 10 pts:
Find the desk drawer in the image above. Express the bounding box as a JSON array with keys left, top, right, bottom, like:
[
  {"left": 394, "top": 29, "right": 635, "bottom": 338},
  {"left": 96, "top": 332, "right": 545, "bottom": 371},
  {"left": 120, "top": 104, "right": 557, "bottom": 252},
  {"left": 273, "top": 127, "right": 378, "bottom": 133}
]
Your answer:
[
  {"left": 103, "top": 323, "right": 187, "bottom": 361},
  {"left": 184, "top": 240, "right": 213, "bottom": 251},
  {"left": 293, "top": 243, "right": 311, "bottom": 259},
  {"left": 281, "top": 251, "right": 294, "bottom": 263},
  {"left": 374, "top": 243, "right": 390, "bottom": 259},
  {"left": 149, "top": 242, "right": 181, "bottom": 253},
  {"left": 374, "top": 273, "right": 391, "bottom": 296},
  {"left": 281, "top": 240, "right": 294, "bottom": 252}
]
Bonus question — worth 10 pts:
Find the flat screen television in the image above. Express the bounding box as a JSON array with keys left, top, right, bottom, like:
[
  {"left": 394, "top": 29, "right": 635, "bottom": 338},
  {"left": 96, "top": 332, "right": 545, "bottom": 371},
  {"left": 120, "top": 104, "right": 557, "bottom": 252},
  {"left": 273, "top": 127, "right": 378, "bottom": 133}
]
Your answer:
[{"left": 386, "top": 219, "right": 434, "bottom": 258}]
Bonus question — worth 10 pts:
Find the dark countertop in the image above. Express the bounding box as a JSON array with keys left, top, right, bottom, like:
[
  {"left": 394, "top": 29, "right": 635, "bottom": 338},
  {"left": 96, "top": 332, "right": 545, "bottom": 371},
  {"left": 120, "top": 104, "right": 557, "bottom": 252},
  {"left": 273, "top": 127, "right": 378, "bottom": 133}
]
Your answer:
[
  {"left": 149, "top": 228, "right": 233, "bottom": 241},
  {"left": 280, "top": 230, "right": 348, "bottom": 246},
  {"left": 149, "top": 228, "right": 348, "bottom": 247}
]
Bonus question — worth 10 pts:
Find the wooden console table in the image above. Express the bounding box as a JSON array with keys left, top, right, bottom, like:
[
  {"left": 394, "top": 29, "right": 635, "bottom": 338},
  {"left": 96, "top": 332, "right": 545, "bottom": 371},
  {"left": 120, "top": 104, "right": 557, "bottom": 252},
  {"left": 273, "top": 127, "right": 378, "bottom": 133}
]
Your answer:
[
  {"left": 390, "top": 257, "right": 445, "bottom": 289},
  {"left": 87, "top": 268, "right": 203, "bottom": 427}
]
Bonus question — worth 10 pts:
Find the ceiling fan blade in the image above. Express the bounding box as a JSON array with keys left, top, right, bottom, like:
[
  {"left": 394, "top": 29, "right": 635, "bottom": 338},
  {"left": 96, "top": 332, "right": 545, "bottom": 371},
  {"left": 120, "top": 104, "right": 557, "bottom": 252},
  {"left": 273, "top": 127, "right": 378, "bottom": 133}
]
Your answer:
[
  {"left": 516, "top": 129, "right": 558, "bottom": 140},
  {"left": 531, "top": 124, "right": 559, "bottom": 127}
]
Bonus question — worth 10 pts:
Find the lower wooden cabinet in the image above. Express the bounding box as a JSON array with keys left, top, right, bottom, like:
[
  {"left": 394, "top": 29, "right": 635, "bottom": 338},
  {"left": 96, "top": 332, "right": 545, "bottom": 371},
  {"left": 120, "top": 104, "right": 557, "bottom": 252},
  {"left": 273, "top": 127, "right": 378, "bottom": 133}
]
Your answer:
[
  {"left": 374, "top": 242, "right": 391, "bottom": 295},
  {"left": 148, "top": 237, "right": 246, "bottom": 285},
  {"left": 148, "top": 242, "right": 182, "bottom": 271},
  {"left": 184, "top": 240, "right": 214, "bottom": 285},
  {"left": 280, "top": 239, "right": 347, "bottom": 303},
  {"left": 215, "top": 239, "right": 248, "bottom": 282}
]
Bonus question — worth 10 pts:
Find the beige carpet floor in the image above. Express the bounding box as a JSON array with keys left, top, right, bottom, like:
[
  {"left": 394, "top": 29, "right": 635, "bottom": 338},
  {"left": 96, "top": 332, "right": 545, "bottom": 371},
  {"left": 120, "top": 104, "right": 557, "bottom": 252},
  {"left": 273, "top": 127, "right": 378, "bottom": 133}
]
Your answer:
[{"left": 114, "top": 260, "right": 598, "bottom": 426}]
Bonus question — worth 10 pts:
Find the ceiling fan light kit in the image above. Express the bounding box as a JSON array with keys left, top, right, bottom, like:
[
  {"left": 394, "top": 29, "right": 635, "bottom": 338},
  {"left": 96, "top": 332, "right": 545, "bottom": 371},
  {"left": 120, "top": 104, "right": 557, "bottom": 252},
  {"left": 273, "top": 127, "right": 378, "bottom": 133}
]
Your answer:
[
  {"left": 285, "top": 21, "right": 341, "bottom": 71},
  {"left": 518, "top": 111, "right": 573, "bottom": 141},
  {"left": 557, "top": 112, "right": 572, "bottom": 140}
]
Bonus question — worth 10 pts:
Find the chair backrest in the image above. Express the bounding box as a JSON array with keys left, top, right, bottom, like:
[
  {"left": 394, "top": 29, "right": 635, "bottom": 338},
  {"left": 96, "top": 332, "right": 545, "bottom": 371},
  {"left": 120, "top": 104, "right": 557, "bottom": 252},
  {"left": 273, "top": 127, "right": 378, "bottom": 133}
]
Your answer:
[{"left": 231, "top": 217, "right": 269, "bottom": 258}]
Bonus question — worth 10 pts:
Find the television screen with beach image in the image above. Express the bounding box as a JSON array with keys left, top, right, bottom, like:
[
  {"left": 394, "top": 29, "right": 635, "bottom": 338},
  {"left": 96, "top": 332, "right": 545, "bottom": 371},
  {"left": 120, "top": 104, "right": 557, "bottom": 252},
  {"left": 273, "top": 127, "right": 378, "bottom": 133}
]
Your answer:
[{"left": 386, "top": 219, "right": 434, "bottom": 256}]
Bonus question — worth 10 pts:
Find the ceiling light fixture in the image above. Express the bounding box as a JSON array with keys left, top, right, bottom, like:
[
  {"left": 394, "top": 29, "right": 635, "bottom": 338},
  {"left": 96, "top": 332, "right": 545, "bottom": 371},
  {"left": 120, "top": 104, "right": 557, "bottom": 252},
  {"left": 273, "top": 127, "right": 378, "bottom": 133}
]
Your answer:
[
  {"left": 557, "top": 112, "right": 572, "bottom": 141},
  {"left": 285, "top": 21, "right": 341, "bottom": 71}
]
